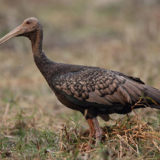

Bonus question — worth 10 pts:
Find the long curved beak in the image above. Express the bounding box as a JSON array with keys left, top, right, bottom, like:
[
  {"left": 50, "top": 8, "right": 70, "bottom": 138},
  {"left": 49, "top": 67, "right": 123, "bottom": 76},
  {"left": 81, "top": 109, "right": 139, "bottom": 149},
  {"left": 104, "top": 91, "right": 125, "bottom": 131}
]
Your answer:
[{"left": 0, "top": 25, "right": 24, "bottom": 45}]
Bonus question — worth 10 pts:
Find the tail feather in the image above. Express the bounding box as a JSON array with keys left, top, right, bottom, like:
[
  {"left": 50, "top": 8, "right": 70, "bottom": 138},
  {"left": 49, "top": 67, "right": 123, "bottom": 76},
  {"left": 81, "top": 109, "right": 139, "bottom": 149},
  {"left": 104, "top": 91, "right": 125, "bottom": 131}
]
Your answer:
[{"left": 144, "top": 85, "right": 160, "bottom": 108}]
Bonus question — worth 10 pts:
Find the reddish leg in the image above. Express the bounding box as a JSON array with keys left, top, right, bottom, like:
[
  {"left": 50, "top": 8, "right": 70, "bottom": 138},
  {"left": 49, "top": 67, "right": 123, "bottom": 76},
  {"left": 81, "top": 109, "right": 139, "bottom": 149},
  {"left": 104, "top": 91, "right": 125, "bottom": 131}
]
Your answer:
[
  {"left": 87, "top": 118, "right": 103, "bottom": 144},
  {"left": 87, "top": 119, "right": 96, "bottom": 144}
]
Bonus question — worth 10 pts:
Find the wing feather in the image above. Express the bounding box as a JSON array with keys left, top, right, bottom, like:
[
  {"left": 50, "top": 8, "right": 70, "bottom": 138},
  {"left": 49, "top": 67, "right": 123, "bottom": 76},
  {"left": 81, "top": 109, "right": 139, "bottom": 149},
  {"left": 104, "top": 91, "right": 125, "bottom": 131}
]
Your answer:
[{"left": 53, "top": 67, "right": 145, "bottom": 106}]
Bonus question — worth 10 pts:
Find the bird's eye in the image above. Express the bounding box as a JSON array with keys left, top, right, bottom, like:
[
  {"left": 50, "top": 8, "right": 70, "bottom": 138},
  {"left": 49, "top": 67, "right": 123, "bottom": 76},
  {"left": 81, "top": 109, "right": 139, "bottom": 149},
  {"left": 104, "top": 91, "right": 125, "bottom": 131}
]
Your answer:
[{"left": 26, "top": 21, "right": 31, "bottom": 25}]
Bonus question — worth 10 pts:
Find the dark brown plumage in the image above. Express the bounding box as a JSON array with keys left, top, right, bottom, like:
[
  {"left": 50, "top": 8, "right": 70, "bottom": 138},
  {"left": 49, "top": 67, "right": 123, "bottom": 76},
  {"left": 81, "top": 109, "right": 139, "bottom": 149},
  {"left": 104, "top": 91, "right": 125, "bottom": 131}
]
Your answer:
[{"left": 1, "top": 17, "right": 160, "bottom": 143}]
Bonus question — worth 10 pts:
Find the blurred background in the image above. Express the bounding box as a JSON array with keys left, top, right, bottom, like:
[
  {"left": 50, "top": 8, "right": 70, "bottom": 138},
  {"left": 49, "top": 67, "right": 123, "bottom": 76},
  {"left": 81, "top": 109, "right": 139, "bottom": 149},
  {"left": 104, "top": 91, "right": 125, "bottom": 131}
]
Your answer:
[{"left": 0, "top": 0, "right": 160, "bottom": 159}]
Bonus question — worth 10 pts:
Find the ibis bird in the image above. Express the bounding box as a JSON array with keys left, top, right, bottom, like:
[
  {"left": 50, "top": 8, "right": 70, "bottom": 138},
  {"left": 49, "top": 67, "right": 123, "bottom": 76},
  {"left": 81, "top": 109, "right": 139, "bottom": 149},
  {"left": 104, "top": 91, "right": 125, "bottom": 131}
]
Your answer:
[{"left": 0, "top": 17, "right": 160, "bottom": 143}]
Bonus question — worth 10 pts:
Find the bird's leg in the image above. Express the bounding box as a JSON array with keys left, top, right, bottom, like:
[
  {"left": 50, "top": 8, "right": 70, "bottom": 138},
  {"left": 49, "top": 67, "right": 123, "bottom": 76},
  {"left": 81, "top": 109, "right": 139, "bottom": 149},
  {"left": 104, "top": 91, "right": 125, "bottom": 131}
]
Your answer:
[
  {"left": 87, "top": 118, "right": 103, "bottom": 144},
  {"left": 87, "top": 119, "right": 96, "bottom": 144}
]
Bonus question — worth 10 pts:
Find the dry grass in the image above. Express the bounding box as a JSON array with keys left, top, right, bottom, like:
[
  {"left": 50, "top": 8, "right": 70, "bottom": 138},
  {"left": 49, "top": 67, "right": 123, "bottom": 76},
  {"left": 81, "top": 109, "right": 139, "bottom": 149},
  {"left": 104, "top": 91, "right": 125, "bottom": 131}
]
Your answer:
[{"left": 0, "top": 0, "right": 160, "bottom": 159}]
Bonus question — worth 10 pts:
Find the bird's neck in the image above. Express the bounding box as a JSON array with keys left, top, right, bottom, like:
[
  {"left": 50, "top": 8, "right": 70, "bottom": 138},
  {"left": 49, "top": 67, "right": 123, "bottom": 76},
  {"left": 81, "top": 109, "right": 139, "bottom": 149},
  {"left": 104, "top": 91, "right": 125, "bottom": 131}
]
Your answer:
[
  {"left": 30, "top": 25, "right": 44, "bottom": 58},
  {"left": 30, "top": 26, "right": 57, "bottom": 83}
]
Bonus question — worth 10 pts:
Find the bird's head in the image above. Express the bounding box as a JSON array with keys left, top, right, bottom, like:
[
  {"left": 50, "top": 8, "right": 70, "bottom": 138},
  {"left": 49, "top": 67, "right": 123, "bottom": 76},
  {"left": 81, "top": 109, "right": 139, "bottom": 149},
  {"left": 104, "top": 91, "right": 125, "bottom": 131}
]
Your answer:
[{"left": 0, "top": 17, "right": 41, "bottom": 44}]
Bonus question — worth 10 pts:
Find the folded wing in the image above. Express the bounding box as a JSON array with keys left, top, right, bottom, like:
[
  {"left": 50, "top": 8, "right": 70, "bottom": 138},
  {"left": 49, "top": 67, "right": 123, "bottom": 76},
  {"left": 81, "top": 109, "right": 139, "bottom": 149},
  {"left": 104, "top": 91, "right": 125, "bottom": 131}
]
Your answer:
[{"left": 53, "top": 68, "right": 145, "bottom": 107}]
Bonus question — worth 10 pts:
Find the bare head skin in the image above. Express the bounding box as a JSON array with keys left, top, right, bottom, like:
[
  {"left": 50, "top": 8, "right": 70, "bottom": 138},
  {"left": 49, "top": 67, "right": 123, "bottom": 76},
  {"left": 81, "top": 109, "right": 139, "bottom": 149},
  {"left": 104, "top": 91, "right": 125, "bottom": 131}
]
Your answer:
[{"left": 0, "top": 17, "right": 40, "bottom": 45}]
